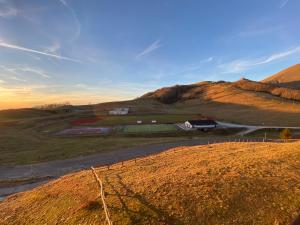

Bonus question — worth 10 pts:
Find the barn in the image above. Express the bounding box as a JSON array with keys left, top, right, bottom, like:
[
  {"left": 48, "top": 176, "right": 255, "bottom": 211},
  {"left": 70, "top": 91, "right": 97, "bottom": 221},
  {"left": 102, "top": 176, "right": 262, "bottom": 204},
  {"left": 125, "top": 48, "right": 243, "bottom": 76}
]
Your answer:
[{"left": 185, "top": 119, "right": 218, "bottom": 130}]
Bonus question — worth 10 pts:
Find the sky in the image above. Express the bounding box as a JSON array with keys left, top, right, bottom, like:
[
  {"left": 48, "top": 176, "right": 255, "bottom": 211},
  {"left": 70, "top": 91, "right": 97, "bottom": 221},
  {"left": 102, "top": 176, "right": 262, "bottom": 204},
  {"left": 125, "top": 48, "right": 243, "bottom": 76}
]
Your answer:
[{"left": 0, "top": 0, "right": 300, "bottom": 109}]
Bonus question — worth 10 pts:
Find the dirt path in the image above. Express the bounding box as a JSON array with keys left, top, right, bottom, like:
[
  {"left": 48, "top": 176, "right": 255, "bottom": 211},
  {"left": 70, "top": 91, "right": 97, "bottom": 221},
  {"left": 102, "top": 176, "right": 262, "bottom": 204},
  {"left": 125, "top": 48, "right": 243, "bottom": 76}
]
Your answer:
[{"left": 0, "top": 137, "right": 265, "bottom": 199}]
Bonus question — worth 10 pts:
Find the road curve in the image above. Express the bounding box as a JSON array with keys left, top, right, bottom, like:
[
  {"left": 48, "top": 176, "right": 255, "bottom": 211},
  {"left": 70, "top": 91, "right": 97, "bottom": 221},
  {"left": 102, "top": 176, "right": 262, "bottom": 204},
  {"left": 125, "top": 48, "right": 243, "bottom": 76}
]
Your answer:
[{"left": 0, "top": 137, "right": 265, "bottom": 199}]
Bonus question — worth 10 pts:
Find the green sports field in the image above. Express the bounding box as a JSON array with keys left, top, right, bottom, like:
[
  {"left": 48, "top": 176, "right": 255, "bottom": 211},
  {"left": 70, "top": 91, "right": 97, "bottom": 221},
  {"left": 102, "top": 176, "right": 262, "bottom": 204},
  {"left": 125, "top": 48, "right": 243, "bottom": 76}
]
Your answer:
[{"left": 123, "top": 124, "right": 178, "bottom": 133}]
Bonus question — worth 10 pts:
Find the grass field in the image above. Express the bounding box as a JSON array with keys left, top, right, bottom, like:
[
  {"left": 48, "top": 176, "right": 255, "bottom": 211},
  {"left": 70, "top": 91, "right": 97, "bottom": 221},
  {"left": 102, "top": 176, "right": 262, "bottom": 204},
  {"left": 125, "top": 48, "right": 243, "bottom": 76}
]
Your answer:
[
  {"left": 123, "top": 124, "right": 178, "bottom": 133},
  {"left": 81, "top": 114, "right": 200, "bottom": 126},
  {"left": 245, "top": 128, "right": 300, "bottom": 139},
  {"left": 0, "top": 108, "right": 236, "bottom": 165},
  {"left": 1, "top": 141, "right": 299, "bottom": 224},
  {"left": 0, "top": 123, "right": 188, "bottom": 165}
]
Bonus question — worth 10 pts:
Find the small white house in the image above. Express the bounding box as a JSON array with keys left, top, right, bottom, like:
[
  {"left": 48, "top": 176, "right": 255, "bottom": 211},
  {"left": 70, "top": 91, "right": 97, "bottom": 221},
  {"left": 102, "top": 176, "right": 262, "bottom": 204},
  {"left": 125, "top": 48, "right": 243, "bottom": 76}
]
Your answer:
[
  {"left": 151, "top": 120, "right": 157, "bottom": 124},
  {"left": 185, "top": 120, "right": 217, "bottom": 129},
  {"left": 137, "top": 120, "right": 142, "bottom": 124}
]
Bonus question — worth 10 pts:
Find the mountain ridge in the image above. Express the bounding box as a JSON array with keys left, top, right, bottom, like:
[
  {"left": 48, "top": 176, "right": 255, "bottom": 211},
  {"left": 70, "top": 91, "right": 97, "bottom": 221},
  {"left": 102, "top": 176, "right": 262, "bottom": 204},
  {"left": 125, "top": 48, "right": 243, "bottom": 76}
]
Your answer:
[{"left": 262, "top": 64, "right": 300, "bottom": 88}]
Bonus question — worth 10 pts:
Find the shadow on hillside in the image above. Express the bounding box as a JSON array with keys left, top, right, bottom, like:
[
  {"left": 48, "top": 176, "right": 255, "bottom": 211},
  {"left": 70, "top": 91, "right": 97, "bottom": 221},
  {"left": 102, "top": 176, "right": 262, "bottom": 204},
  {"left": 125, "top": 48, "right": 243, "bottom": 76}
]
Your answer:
[
  {"left": 86, "top": 84, "right": 300, "bottom": 126},
  {"left": 292, "top": 213, "right": 300, "bottom": 225},
  {"left": 104, "top": 174, "right": 183, "bottom": 225},
  {"left": 177, "top": 99, "right": 300, "bottom": 126},
  {"left": 278, "top": 81, "right": 300, "bottom": 89}
]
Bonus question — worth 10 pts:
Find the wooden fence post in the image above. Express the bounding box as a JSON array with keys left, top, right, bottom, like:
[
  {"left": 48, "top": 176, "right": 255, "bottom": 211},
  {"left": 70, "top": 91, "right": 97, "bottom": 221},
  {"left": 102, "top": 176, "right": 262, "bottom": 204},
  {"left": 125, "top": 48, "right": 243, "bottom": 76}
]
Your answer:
[{"left": 91, "top": 167, "right": 113, "bottom": 225}]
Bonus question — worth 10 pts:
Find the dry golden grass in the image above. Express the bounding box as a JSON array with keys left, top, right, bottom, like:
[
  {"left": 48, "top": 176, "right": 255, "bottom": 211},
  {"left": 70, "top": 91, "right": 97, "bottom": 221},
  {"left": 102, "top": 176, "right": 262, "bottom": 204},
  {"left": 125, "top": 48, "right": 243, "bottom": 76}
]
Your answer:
[
  {"left": 233, "top": 78, "right": 300, "bottom": 101},
  {"left": 174, "top": 82, "right": 300, "bottom": 126},
  {"left": 263, "top": 64, "right": 300, "bottom": 88},
  {"left": 1, "top": 141, "right": 300, "bottom": 225},
  {"left": 134, "top": 79, "right": 300, "bottom": 125}
]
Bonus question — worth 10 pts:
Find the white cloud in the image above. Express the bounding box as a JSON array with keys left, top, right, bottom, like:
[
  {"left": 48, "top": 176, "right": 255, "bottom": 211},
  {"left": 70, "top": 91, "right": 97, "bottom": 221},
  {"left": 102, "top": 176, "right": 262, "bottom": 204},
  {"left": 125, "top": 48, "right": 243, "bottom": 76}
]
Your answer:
[
  {"left": 45, "top": 41, "right": 61, "bottom": 54},
  {"left": 256, "top": 46, "right": 300, "bottom": 65},
  {"left": 239, "top": 26, "right": 281, "bottom": 38},
  {"left": 136, "top": 40, "right": 162, "bottom": 59},
  {"left": 0, "top": 4, "right": 17, "bottom": 18},
  {"left": 175, "top": 57, "right": 214, "bottom": 75},
  {"left": 58, "top": 0, "right": 81, "bottom": 42},
  {"left": 279, "top": 0, "right": 289, "bottom": 8},
  {"left": 0, "top": 40, "right": 81, "bottom": 63},
  {"left": 219, "top": 59, "right": 254, "bottom": 74},
  {"left": 219, "top": 45, "right": 300, "bottom": 73},
  {"left": 19, "top": 67, "right": 51, "bottom": 79},
  {"left": 0, "top": 65, "right": 51, "bottom": 79}
]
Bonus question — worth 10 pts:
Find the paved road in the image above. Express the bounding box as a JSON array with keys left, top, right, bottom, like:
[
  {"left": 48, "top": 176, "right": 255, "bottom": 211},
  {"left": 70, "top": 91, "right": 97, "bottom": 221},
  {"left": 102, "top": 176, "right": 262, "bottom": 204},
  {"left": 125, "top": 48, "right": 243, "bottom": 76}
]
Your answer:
[
  {"left": 217, "top": 121, "right": 300, "bottom": 135},
  {"left": 0, "top": 137, "right": 266, "bottom": 199},
  {"left": 0, "top": 138, "right": 217, "bottom": 180},
  {"left": 0, "top": 138, "right": 219, "bottom": 198}
]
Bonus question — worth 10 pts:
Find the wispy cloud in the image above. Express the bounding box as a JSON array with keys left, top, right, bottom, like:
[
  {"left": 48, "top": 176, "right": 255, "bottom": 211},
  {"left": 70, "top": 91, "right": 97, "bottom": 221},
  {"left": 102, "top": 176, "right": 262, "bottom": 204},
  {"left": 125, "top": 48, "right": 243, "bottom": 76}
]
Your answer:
[
  {"left": 18, "top": 67, "right": 51, "bottom": 79},
  {"left": 136, "top": 40, "right": 162, "bottom": 59},
  {"left": 44, "top": 41, "right": 61, "bottom": 54},
  {"left": 219, "top": 45, "right": 300, "bottom": 73},
  {"left": 175, "top": 57, "right": 214, "bottom": 75},
  {"left": 239, "top": 26, "right": 281, "bottom": 38},
  {"left": 0, "top": 1, "right": 18, "bottom": 19},
  {"left": 58, "top": 0, "right": 81, "bottom": 42},
  {"left": 0, "top": 40, "right": 81, "bottom": 63},
  {"left": 279, "top": 0, "right": 289, "bottom": 8},
  {"left": 0, "top": 65, "right": 51, "bottom": 79},
  {"left": 0, "top": 65, "right": 27, "bottom": 82},
  {"left": 256, "top": 46, "right": 300, "bottom": 65}
]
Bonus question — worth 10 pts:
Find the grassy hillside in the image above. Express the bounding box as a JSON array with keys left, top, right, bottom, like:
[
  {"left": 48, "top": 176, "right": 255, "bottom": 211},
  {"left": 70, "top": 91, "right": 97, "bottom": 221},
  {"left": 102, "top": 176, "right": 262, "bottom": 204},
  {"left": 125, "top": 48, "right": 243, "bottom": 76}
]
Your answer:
[
  {"left": 263, "top": 64, "right": 300, "bottom": 89},
  {"left": 233, "top": 78, "right": 300, "bottom": 101},
  {"left": 139, "top": 81, "right": 300, "bottom": 126},
  {"left": 1, "top": 141, "right": 299, "bottom": 224}
]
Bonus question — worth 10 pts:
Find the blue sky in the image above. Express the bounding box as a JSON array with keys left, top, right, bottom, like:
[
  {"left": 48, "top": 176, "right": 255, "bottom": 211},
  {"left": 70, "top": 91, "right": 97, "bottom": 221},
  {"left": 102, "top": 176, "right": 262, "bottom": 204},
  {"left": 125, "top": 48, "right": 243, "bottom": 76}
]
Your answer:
[{"left": 0, "top": 0, "right": 300, "bottom": 109}]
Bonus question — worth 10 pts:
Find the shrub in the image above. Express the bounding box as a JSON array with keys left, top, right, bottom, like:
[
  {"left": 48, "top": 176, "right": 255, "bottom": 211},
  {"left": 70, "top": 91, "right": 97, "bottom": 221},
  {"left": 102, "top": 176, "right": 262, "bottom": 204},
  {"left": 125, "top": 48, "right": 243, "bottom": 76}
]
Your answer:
[{"left": 280, "top": 128, "right": 292, "bottom": 141}]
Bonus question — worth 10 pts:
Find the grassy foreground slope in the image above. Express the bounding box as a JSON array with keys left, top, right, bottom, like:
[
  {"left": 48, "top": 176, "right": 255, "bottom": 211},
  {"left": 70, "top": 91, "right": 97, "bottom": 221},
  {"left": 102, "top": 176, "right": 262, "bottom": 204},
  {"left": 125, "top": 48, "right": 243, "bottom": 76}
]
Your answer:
[{"left": 1, "top": 142, "right": 300, "bottom": 225}]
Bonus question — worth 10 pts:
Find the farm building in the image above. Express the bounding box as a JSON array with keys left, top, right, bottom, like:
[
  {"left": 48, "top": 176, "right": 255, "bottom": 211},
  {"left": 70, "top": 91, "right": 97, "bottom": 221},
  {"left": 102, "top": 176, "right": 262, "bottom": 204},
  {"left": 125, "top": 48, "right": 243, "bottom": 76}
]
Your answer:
[
  {"left": 185, "top": 119, "right": 218, "bottom": 130},
  {"left": 108, "top": 107, "right": 129, "bottom": 115}
]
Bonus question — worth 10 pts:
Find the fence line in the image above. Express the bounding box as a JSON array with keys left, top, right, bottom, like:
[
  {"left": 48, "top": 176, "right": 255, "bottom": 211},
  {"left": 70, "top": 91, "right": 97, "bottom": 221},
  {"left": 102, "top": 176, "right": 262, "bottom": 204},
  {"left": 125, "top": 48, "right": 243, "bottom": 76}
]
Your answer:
[
  {"left": 91, "top": 167, "right": 113, "bottom": 225},
  {"left": 93, "top": 138, "right": 300, "bottom": 171}
]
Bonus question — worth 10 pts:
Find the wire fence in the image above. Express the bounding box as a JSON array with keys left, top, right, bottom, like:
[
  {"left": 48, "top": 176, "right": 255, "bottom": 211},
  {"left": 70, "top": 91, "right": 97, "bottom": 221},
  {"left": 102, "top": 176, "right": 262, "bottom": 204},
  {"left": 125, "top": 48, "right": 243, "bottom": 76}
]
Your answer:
[
  {"left": 90, "top": 138, "right": 300, "bottom": 224},
  {"left": 91, "top": 167, "right": 113, "bottom": 225},
  {"left": 92, "top": 138, "right": 300, "bottom": 171}
]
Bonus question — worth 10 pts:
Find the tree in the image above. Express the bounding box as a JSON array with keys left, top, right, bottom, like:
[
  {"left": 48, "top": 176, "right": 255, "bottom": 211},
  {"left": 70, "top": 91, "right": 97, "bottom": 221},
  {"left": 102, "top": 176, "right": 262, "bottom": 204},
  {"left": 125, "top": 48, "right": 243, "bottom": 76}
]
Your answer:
[{"left": 280, "top": 128, "right": 292, "bottom": 142}]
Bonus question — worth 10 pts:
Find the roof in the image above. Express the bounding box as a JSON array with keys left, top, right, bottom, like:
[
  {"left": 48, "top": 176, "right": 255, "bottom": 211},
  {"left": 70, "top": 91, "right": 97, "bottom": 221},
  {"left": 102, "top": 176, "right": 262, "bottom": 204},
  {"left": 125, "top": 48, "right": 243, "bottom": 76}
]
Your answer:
[{"left": 187, "top": 120, "right": 217, "bottom": 126}]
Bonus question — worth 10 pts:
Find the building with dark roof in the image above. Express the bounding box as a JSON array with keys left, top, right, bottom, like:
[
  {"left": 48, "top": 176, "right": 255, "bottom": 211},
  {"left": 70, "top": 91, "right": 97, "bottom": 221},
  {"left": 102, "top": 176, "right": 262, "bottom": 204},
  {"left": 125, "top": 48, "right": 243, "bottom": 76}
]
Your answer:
[{"left": 184, "top": 119, "right": 218, "bottom": 130}]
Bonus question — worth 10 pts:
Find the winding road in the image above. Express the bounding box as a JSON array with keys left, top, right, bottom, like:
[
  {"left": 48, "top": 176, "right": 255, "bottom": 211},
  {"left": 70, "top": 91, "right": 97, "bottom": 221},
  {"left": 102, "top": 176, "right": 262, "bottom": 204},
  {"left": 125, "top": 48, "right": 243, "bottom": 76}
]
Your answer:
[
  {"left": 1, "top": 120, "right": 300, "bottom": 200},
  {"left": 216, "top": 121, "right": 300, "bottom": 135},
  {"left": 0, "top": 137, "right": 266, "bottom": 199}
]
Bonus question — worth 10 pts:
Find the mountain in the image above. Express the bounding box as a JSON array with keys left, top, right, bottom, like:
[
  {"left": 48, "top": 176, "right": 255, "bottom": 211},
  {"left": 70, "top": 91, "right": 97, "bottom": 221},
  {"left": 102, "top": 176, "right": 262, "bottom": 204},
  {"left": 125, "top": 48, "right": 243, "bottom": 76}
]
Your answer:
[
  {"left": 262, "top": 64, "right": 300, "bottom": 89},
  {"left": 135, "top": 68, "right": 300, "bottom": 126},
  {"left": 1, "top": 141, "right": 299, "bottom": 224},
  {"left": 141, "top": 79, "right": 300, "bottom": 104}
]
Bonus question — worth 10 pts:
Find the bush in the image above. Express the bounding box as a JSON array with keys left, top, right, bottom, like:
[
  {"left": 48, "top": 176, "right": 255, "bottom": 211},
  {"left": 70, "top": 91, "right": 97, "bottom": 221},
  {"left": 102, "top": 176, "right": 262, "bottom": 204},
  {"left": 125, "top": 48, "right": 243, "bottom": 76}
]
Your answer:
[{"left": 279, "top": 128, "right": 292, "bottom": 141}]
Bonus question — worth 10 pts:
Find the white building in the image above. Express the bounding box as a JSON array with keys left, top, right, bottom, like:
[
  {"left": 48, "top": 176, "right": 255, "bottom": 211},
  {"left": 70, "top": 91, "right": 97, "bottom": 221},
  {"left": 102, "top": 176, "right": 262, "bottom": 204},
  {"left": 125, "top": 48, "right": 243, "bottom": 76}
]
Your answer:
[
  {"left": 185, "top": 120, "right": 217, "bottom": 129},
  {"left": 109, "top": 107, "right": 129, "bottom": 115}
]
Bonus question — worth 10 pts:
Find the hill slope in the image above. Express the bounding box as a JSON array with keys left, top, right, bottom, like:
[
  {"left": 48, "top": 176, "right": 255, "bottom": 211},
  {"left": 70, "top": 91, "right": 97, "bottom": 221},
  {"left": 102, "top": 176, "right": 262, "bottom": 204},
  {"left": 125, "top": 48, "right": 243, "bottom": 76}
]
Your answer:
[
  {"left": 262, "top": 64, "right": 300, "bottom": 88},
  {"left": 1, "top": 142, "right": 300, "bottom": 225},
  {"left": 141, "top": 79, "right": 300, "bottom": 103},
  {"left": 137, "top": 79, "right": 300, "bottom": 126}
]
